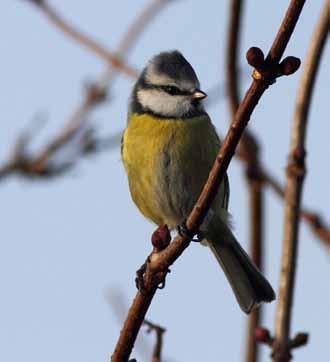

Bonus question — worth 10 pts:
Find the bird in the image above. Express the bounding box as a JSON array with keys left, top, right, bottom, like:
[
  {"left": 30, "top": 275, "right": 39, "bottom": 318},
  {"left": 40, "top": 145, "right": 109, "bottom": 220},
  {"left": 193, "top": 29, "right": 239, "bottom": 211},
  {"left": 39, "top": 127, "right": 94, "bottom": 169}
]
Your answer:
[{"left": 121, "top": 50, "right": 275, "bottom": 313}]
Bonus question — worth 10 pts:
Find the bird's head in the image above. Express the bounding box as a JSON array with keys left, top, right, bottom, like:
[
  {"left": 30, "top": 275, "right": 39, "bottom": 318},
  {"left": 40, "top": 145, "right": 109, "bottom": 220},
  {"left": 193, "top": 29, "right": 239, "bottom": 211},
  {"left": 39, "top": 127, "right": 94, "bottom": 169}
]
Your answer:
[{"left": 131, "top": 50, "right": 207, "bottom": 118}]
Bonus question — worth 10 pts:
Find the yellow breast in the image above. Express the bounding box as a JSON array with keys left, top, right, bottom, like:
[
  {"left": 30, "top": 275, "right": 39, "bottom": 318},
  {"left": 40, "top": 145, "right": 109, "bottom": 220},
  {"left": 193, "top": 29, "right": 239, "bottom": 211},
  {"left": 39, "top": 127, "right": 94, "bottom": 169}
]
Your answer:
[{"left": 122, "top": 113, "right": 220, "bottom": 227}]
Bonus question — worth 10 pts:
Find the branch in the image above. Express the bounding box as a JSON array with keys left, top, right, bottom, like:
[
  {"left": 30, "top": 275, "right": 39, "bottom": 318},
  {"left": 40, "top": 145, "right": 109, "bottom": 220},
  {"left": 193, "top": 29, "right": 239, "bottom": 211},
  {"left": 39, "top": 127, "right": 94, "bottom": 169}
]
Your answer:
[
  {"left": 115, "top": 0, "right": 172, "bottom": 57},
  {"left": 226, "top": 0, "right": 243, "bottom": 114},
  {"left": 143, "top": 320, "right": 166, "bottom": 362},
  {"left": 226, "top": 2, "right": 266, "bottom": 361},
  {"left": 0, "top": 0, "right": 171, "bottom": 181},
  {"left": 26, "top": 0, "right": 138, "bottom": 78},
  {"left": 263, "top": 171, "right": 330, "bottom": 249},
  {"left": 272, "top": 3, "right": 329, "bottom": 361},
  {"left": 111, "top": 2, "right": 305, "bottom": 360},
  {"left": 301, "top": 210, "right": 330, "bottom": 248},
  {"left": 0, "top": 83, "right": 106, "bottom": 180},
  {"left": 225, "top": 0, "right": 330, "bottom": 251},
  {"left": 246, "top": 176, "right": 264, "bottom": 362}
]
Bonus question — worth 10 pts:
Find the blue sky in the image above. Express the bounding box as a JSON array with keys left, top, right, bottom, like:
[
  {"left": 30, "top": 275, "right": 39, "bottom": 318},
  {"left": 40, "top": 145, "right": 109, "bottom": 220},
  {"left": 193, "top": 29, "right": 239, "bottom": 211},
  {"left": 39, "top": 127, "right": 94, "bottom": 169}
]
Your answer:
[{"left": 1, "top": 1, "right": 329, "bottom": 361}]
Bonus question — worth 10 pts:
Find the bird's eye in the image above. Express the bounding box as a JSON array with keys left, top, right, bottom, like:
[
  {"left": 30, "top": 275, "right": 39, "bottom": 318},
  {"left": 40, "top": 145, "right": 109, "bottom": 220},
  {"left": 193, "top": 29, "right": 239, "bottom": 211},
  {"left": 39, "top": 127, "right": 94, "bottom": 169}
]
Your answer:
[{"left": 162, "top": 85, "right": 181, "bottom": 95}]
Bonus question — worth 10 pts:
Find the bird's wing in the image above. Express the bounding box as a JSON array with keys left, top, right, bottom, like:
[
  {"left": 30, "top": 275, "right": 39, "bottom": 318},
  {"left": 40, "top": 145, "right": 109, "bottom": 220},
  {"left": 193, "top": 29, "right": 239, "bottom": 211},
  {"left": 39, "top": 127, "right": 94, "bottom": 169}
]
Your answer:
[
  {"left": 211, "top": 119, "right": 230, "bottom": 211},
  {"left": 222, "top": 172, "right": 230, "bottom": 210}
]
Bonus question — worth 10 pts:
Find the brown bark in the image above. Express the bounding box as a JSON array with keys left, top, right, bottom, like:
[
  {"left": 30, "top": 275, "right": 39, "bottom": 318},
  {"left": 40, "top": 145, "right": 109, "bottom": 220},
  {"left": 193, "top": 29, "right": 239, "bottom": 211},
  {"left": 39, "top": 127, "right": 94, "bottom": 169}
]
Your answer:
[{"left": 272, "top": 3, "right": 329, "bottom": 360}]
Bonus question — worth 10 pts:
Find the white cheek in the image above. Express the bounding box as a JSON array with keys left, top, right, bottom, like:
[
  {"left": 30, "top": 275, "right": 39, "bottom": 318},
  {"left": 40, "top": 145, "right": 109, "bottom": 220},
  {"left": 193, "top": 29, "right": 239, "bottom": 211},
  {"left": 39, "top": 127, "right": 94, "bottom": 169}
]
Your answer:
[{"left": 137, "top": 89, "right": 193, "bottom": 117}]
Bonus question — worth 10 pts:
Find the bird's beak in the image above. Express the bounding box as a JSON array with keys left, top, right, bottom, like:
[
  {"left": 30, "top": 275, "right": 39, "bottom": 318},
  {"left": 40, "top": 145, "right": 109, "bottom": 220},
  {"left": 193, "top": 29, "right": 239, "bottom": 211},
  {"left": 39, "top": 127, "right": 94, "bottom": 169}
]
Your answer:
[{"left": 192, "top": 89, "right": 207, "bottom": 100}]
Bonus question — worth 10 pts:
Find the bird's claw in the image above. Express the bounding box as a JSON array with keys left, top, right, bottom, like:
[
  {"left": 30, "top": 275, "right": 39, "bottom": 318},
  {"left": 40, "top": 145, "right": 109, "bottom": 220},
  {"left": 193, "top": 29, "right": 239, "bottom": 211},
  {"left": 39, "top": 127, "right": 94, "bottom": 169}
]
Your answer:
[
  {"left": 135, "top": 260, "right": 171, "bottom": 292},
  {"left": 135, "top": 261, "right": 147, "bottom": 292},
  {"left": 177, "top": 221, "right": 199, "bottom": 241},
  {"left": 157, "top": 268, "right": 171, "bottom": 289}
]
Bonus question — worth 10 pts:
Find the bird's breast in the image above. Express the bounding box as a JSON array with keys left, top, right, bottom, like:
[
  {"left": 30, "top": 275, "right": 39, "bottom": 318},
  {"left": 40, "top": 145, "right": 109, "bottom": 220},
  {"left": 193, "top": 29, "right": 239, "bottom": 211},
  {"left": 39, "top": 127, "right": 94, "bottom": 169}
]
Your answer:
[{"left": 122, "top": 113, "right": 219, "bottom": 228}]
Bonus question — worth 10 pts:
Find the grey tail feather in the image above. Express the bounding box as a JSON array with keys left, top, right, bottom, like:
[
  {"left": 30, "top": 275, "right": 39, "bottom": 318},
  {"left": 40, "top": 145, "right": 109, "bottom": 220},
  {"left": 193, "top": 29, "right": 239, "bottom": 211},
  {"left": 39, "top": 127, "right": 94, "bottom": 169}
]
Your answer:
[{"left": 206, "top": 224, "right": 275, "bottom": 314}]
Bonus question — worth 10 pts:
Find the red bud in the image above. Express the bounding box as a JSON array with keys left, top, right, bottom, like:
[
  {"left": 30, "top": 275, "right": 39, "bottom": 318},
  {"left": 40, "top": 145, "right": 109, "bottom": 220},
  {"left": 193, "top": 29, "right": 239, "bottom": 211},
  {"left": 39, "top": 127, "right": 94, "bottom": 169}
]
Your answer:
[
  {"left": 151, "top": 225, "right": 171, "bottom": 250},
  {"left": 255, "top": 327, "right": 271, "bottom": 343},
  {"left": 246, "top": 47, "right": 265, "bottom": 69},
  {"left": 280, "top": 56, "right": 301, "bottom": 75}
]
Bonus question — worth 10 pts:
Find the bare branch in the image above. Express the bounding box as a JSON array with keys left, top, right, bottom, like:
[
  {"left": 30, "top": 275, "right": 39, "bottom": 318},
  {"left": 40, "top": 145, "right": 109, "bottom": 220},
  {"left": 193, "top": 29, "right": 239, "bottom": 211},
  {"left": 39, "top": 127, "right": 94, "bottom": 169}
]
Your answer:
[
  {"left": 245, "top": 175, "right": 264, "bottom": 362},
  {"left": 226, "top": 0, "right": 243, "bottom": 114},
  {"left": 225, "top": 0, "right": 330, "bottom": 253},
  {"left": 117, "top": 0, "right": 172, "bottom": 56},
  {"left": 111, "top": 2, "right": 305, "bottom": 360},
  {"left": 143, "top": 320, "right": 166, "bottom": 362},
  {"left": 0, "top": 84, "right": 105, "bottom": 180},
  {"left": 0, "top": 1, "right": 171, "bottom": 181},
  {"left": 301, "top": 210, "right": 330, "bottom": 248},
  {"left": 263, "top": 171, "right": 330, "bottom": 249},
  {"left": 272, "top": 3, "right": 329, "bottom": 361},
  {"left": 226, "top": 2, "right": 266, "bottom": 361},
  {"left": 26, "top": 0, "right": 138, "bottom": 78},
  {"left": 99, "top": 0, "right": 173, "bottom": 86}
]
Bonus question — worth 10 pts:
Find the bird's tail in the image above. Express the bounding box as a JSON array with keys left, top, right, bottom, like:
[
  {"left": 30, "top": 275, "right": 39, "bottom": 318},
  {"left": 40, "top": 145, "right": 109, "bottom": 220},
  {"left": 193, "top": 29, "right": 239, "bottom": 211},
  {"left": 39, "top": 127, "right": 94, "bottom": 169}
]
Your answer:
[{"left": 205, "top": 217, "right": 275, "bottom": 314}]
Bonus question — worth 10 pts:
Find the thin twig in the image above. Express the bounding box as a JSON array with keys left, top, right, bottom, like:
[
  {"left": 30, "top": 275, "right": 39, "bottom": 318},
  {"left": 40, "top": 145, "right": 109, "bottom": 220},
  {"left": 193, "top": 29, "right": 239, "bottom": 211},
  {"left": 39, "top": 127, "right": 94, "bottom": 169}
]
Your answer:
[
  {"left": 272, "top": 4, "right": 329, "bottom": 361},
  {"left": 0, "top": 1, "right": 170, "bottom": 181},
  {"left": 226, "top": 2, "right": 265, "bottom": 360},
  {"left": 301, "top": 210, "right": 330, "bottom": 248},
  {"left": 246, "top": 175, "right": 264, "bottom": 362},
  {"left": 263, "top": 171, "right": 330, "bottom": 249},
  {"left": 26, "top": 0, "right": 138, "bottom": 78},
  {"left": 117, "top": 0, "right": 172, "bottom": 56},
  {"left": 225, "top": 0, "right": 330, "bottom": 251},
  {"left": 143, "top": 320, "right": 166, "bottom": 362},
  {"left": 226, "top": 0, "right": 243, "bottom": 114},
  {"left": 99, "top": 0, "right": 174, "bottom": 87},
  {"left": 0, "top": 84, "right": 106, "bottom": 180},
  {"left": 111, "top": 2, "right": 305, "bottom": 360}
]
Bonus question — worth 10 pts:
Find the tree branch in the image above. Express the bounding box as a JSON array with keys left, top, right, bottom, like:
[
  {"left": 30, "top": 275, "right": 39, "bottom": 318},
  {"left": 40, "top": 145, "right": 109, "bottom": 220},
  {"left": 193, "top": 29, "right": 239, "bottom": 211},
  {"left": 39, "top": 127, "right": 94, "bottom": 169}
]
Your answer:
[
  {"left": 246, "top": 176, "right": 264, "bottom": 362},
  {"left": 226, "top": 0, "right": 243, "bottom": 115},
  {"left": 301, "top": 210, "right": 330, "bottom": 248},
  {"left": 272, "top": 3, "right": 329, "bottom": 360},
  {"left": 26, "top": 0, "right": 138, "bottom": 78},
  {"left": 226, "top": 2, "right": 266, "bottom": 360},
  {"left": 0, "top": 1, "right": 170, "bottom": 181},
  {"left": 111, "top": 2, "right": 305, "bottom": 360},
  {"left": 143, "top": 320, "right": 166, "bottom": 362},
  {"left": 263, "top": 171, "right": 330, "bottom": 249},
  {"left": 225, "top": 0, "right": 330, "bottom": 253}
]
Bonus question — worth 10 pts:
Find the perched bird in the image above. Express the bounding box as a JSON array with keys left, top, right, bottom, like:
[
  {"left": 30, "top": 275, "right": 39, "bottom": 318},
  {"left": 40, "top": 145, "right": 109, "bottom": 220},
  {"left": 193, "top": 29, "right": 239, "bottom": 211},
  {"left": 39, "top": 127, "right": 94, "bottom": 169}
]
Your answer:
[{"left": 121, "top": 50, "right": 275, "bottom": 313}]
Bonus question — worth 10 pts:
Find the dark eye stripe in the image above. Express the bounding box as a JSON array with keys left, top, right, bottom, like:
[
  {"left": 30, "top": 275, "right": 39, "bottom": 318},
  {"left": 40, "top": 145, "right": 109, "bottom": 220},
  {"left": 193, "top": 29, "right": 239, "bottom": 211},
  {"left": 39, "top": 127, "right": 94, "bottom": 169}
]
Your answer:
[
  {"left": 159, "top": 85, "right": 191, "bottom": 96},
  {"left": 142, "top": 81, "right": 192, "bottom": 96},
  {"left": 161, "top": 85, "right": 180, "bottom": 95}
]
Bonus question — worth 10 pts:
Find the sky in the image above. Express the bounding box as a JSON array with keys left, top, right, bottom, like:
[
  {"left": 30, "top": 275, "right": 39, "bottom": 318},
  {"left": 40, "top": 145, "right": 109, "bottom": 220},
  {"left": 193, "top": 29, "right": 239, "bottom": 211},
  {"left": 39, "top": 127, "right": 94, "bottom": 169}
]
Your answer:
[{"left": 1, "top": 1, "right": 329, "bottom": 362}]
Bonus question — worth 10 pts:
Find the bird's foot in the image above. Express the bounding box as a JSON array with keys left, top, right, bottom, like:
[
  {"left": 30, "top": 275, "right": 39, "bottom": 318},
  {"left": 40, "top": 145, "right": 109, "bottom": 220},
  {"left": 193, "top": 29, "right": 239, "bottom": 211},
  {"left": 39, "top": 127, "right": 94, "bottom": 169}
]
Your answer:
[
  {"left": 135, "top": 260, "right": 148, "bottom": 292},
  {"left": 135, "top": 258, "right": 171, "bottom": 292},
  {"left": 177, "top": 221, "right": 199, "bottom": 242},
  {"left": 156, "top": 268, "right": 171, "bottom": 289}
]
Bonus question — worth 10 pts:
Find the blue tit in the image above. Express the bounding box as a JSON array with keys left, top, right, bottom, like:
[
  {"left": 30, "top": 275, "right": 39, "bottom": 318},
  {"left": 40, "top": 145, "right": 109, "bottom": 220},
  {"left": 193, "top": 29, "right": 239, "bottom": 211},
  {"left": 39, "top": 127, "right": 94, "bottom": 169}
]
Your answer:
[{"left": 121, "top": 50, "right": 275, "bottom": 313}]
